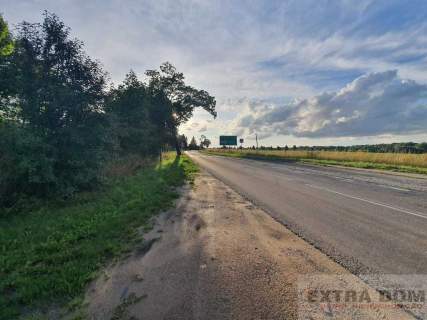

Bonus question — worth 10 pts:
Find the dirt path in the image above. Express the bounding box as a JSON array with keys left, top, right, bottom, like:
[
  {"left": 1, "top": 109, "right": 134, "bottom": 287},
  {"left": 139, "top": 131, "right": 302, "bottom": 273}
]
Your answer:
[{"left": 84, "top": 171, "right": 415, "bottom": 320}]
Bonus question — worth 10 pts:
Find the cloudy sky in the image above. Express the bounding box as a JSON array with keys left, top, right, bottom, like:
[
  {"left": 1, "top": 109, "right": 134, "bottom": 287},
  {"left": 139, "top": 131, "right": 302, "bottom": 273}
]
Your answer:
[{"left": 2, "top": 0, "right": 427, "bottom": 147}]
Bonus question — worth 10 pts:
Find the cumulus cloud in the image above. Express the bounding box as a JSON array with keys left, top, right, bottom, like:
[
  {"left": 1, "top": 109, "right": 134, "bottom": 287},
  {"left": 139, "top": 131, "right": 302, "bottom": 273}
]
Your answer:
[
  {"left": 4, "top": 1, "right": 427, "bottom": 144},
  {"left": 232, "top": 70, "right": 427, "bottom": 138}
]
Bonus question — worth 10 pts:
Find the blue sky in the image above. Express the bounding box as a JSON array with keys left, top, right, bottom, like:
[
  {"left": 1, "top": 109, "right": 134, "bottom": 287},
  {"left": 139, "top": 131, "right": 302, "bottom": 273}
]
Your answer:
[{"left": 2, "top": 0, "right": 427, "bottom": 147}]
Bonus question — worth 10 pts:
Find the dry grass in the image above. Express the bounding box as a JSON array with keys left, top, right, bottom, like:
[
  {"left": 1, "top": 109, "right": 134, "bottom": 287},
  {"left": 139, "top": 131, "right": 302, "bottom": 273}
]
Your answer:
[
  {"left": 104, "top": 155, "right": 156, "bottom": 178},
  {"left": 207, "top": 149, "right": 427, "bottom": 168}
]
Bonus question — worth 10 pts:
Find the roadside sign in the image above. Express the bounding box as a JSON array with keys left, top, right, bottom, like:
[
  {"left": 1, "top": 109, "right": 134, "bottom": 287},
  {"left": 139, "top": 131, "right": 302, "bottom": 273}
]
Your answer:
[
  {"left": 220, "top": 135, "right": 237, "bottom": 146},
  {"left": 239, "top": 138, "right": 244, "bottom": 144}
]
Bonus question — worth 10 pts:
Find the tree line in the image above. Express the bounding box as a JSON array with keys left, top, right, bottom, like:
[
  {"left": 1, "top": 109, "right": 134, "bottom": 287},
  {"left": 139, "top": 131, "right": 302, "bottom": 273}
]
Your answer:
[
  {"left": 244, "top": 142, "right": 427, "bottom": 153},
  {"left": 0, "top": 12, "right": 216, "bottom": 207}
]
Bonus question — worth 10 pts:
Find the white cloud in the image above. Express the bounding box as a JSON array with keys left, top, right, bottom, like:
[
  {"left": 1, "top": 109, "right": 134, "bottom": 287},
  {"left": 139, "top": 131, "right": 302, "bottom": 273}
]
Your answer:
[
  {"left": 2, "top": 0, "right": 427, "bottom": 145},
  {"left": 232, "top": 71, "right": 427, "bottom": 139}
]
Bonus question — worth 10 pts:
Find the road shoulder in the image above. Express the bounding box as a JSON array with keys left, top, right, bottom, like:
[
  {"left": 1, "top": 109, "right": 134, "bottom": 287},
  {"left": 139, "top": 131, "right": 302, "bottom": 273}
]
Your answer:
[{"left": 84, "top": 170, "right": 414, "bottom": 320}]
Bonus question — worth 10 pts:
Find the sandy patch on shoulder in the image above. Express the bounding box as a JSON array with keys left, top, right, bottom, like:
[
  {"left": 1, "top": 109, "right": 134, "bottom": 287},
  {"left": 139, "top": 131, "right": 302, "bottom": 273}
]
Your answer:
[{"left": 84, "top": 171, "right": 414, "bottom": 320}]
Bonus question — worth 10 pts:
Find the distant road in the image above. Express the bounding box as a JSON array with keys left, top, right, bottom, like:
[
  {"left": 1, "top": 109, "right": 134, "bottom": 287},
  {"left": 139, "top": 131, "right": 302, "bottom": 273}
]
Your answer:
[{"left": 187, "top": 151, "right": 427, "bottom": 274}]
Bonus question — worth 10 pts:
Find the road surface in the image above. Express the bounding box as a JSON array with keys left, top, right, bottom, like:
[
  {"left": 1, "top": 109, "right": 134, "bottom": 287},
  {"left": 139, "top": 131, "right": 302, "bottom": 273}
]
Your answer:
[
  {"left": 87, "top": 171, "right": 413, "bottom": 320},
  {"left": 187, "top": 151, "right": 427, "bottom": 275}
]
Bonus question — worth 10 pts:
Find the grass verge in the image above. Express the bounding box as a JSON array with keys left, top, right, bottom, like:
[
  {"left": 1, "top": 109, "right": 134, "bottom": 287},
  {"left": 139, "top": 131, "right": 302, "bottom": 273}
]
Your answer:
[
  {"left": 203, "top": 150, "right": 427, "bottom": 175},
  {"left": 0, "top": 153, "right": 198, "bottom": 320}
]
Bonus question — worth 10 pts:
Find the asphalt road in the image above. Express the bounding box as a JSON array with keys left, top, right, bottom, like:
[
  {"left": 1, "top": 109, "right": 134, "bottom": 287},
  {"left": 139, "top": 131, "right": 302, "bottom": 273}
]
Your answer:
[{"left": 187, "top": 151, "right": 427, "bottom": 275}]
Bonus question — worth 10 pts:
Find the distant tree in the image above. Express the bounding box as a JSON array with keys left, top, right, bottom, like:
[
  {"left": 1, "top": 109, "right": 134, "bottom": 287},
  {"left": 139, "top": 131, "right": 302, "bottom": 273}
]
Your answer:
[
  {"left": 292, "top": 145, "right": 297, "bottom": 151},
  {"left": 284, "top": 145, "right": 289, "bottom": 151},
  {"left": 146, "top": 62, "right": 216, "bottom": 155},
  {"left": 199, "top": 134, "right": 211, "bottom": 149},
  {"left": 178, "top": 134, "right": 188, "bottom": 149},
  {"left": 199, "top": 134, "right": 206, "bottom": 148},
  {"left": 419, "top": 143, "right": 427, "bottom": 153},
  {"left": 201, "top": 137, "right": 211, "bottom": 148},
  {"left": 188, "top": 136, "right": 199, "bottom": 150}
]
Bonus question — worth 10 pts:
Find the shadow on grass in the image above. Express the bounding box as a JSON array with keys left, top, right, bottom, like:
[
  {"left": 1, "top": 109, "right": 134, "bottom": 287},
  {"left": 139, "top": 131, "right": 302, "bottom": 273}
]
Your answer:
[{"left": 0, "top": 153, "right": 197, "bottom": 320}]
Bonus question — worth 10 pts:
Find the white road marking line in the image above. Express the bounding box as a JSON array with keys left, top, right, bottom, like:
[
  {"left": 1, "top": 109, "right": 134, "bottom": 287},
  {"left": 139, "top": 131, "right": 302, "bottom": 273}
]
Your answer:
[
  {"left": 259, "top": 160, "right": 413, "bottom": 192},
  {"left": 306, "top": 183, "right": 427, "bottom": 220},
  {"left": 331, "top": 176, "right": 411, "bottom": 192},
  {"left": 384, "top": 186, "right": 411, "bottom": 192},
  {"left": 335, "top": 176, "right": 354, "bottom": 182}
]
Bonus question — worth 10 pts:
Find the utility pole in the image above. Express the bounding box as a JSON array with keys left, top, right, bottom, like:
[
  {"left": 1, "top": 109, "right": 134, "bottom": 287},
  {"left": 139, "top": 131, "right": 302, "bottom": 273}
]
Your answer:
[{"left": 255, "top": 133, "right": 258, "bottom": 149}]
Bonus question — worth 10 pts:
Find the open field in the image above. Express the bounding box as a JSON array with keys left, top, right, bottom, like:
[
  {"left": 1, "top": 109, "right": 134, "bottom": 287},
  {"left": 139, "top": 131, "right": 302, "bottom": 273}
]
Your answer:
[
  {"left": 186, "top": 151, "right": 427, "bottom": 319},
  {"left": 0, "top": 153, "right": 197, "bottom": 320},
  {"left": 203, "top": 149, "right": 427, "bottom": 174}
]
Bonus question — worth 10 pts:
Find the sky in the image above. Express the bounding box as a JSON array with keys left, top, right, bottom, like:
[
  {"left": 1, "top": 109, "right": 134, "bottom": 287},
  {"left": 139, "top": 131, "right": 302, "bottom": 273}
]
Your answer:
[{"left": 2, "top": 0, "right": 427, "bottom": 147}]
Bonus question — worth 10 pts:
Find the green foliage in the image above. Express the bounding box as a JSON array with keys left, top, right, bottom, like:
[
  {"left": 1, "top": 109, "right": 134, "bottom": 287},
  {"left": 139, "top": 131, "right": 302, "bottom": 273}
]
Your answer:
[
  {"left": 0, "top": 15, "right": 14, "bottom": 102},
  {"left": 200, "top": 135, "right": 211, "bottom": 148},
  {"left": 0, "top": 11, "right": 207, "bottom": 319},
  {"left": 146, "top": 62, "right": 217, "bottom": 154},
  {"left": 188, "top": 136, "right": 199, "bottom": 150},
  {"left": 0, "top": 15, "right": 13, "bottom": 56},
  {"left": 177, "top": 134, "right": 188, "bottom": 149},
  {"left": 0, "top": 12, "right": 109, "bottom": 205},
  {"left": 0, "top": 123, "right": 55, "bottom": 207},
  {"left": 0, "top": 154, "right": 198, "bottom": 319},
  {"left": 146, "top": 62, "right": 217, "bottom": 124},
  {"left": 0, "top": 12, "right": 215, "bottom": 207},
  {"left": 106, "top": 70, "right": 166, "bottom": 156},
  {"left": 107, "top": 62, "right": 217, "bottom": 157}
]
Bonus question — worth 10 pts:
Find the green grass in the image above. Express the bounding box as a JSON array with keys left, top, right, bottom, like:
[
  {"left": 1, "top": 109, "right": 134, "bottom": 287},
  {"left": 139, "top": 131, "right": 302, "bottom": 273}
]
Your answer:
[
  {"left": 203, "top": 150, "right": 427, "bottom": 175},
  {"left": 0, "top": 153, "right": 198, "bottom": 320}
]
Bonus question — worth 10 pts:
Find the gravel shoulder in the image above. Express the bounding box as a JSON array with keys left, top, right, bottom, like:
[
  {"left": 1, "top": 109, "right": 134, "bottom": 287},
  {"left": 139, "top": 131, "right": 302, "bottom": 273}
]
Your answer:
[{"left": 84, "top": 170, "right": 414, "bottom": 320}]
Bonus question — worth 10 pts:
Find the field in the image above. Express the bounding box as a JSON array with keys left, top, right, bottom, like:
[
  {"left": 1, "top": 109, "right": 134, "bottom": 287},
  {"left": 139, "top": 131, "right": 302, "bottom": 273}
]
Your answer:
[
  {"left": 203, "top": 149, "right": 427, "bottom": 174},
  {"left": 0, "top": 153, "right": 198, "bottom": 320}
]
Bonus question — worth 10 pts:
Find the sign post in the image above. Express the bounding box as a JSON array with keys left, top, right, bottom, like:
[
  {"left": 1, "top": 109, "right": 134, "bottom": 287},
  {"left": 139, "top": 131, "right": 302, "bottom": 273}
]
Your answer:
[{"left": 239, "top": 138, "right": 244, "bottom": 149}]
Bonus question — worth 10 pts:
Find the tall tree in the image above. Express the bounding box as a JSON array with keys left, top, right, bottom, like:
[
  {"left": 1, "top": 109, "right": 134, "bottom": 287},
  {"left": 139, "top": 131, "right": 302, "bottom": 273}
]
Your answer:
[
  {"left": 0, "top": 12, "right": 108, "bottom": 200},
  {"left": 146, "top": 62, "right": 216, "bottom": 155},
  {"left": 177, "top": 134, "right": 188, "bottom": 149},
  {"left": 107, "top": 70, "right": 164, "bottom": 157},
  {"left": 188, "top": 136, "right": 198, "bottom": 150}
]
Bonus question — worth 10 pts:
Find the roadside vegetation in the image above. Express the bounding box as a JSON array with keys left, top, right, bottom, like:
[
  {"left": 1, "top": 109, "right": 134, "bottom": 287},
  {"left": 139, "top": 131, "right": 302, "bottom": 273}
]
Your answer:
[
  {"left": 0, "top": 12, "right": 215, "bottom": 209},
  {"left": 0, "top": 12, "right": 209, "bottom": 319},
  {"left": 0, "top": 153, "right": 198, "bottom": 319},
  {"left": 278, "top": 142, "right": 427, "bottom": 154},
  {"left": 204, "top": 149, "right": 427, "bottom": 175}
]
